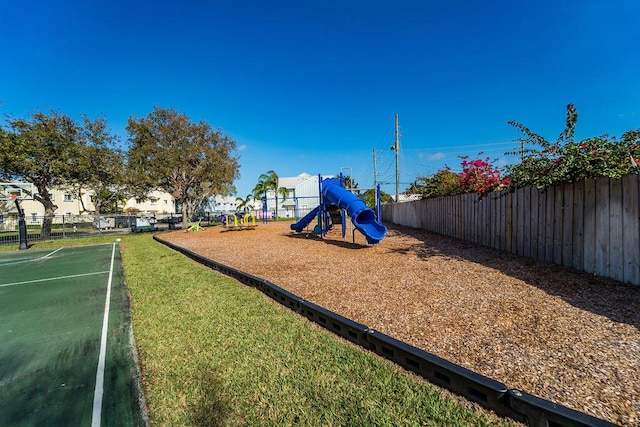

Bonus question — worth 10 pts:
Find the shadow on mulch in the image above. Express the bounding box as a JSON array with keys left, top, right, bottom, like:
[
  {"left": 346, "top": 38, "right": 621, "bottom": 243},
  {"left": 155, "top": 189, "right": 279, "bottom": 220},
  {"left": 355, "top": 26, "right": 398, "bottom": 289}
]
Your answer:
[
  {"left": 384, "top": 224, "right": 640, "bottom": 330},
  {"left": 283, "top": 230, "right": 370, "bottom": 250}
]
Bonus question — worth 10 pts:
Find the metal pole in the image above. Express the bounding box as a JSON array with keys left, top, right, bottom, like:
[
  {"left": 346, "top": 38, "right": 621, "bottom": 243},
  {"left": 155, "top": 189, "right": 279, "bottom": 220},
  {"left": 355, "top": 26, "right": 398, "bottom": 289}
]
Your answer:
[
  {"left": 394, "top": 113, "right": 400, "bottom": 203},
  {"left": 373, "top": 148, "right": 377, "bottom": 187},
  {"left": 15, "top": 199, "right": 28, "bottom": 250}
]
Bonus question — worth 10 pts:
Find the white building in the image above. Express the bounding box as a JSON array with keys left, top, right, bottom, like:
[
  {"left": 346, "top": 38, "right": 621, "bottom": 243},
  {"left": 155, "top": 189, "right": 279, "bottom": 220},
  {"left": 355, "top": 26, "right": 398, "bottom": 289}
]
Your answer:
[
  {"left": 202, "top": 194, "right": 261, "bottom": 214},
  {"left": 1, "top": 185, "right": 176, "bottom": 222},
  {"left": 262, "top": 173, "right": 334, "bottom": 218}
]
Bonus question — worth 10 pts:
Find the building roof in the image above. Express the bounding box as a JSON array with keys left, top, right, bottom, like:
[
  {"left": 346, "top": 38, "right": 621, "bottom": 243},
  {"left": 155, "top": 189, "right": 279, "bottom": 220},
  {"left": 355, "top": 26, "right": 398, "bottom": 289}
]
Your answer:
[{"left": 278, "top": 173, "right": 312, "bottom": 189}]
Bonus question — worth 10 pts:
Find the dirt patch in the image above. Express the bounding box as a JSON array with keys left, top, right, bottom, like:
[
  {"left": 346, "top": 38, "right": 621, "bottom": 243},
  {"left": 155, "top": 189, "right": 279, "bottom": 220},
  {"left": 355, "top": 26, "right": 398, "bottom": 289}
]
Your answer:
[{"left": 160, "top": 221, "right": 640, "bottom": 426}]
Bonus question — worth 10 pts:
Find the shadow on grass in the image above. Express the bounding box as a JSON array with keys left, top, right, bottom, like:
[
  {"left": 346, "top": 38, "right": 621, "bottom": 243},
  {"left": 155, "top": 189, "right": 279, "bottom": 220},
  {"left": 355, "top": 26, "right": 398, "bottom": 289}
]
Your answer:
[
  {"left": 188, "top": 369, "right": 232, "bottom": 427},
  {"left": 384, "top": 223, "right": 640, "bottom": 330}
]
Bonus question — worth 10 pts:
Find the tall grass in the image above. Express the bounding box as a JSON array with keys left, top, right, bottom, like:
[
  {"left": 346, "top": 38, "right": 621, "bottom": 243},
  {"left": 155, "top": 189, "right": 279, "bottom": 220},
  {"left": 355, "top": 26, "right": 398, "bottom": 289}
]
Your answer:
[{"left": 121, "top": 233, "right": 517, "bottom": 426}]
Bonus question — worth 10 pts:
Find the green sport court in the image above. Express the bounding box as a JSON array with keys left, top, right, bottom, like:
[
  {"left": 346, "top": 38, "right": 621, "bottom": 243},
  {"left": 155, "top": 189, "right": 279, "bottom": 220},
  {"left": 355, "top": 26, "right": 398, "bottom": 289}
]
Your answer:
[{"left": 0, "top": 243, "right": 146, "bottom": 426}]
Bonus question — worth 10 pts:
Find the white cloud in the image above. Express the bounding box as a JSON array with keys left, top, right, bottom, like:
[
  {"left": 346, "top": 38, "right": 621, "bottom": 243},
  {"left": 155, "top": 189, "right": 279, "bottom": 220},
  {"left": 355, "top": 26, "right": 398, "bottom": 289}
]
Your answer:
[{"left": 418, "top": 152, "right": 446, "bottom": 161}]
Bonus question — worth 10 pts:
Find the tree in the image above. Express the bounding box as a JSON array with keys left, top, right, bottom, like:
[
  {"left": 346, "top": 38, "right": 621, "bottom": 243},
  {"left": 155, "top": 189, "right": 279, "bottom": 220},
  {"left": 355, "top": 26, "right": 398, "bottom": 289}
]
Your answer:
[
  {"left": 338, "top": 173, "right": 359, "bottom": 192},
  {"left": 0, "top": 111, "right": 82, "bottom": 238},
  {"left": 235, "top": 194, "right": 253, "bottom": 212},
  {"left": 126, "top": 106, "right": 239, "bottom": 225},
  {"left": 363, "top": 188, "right": 392, "bottom": 208},
  {"left": 68, "top": 116, "right": 125, "bottom": 216},
  {"left": 408, "top": 167, "right": 462, "bottom": 199},
  {"left": 506, "top": 104, "right": 640, "bottom": 189},
  {"left": 253, "top": 170, "right": 285, "bottom": 218},
  {"left": 0, "top": 202, "right": 11, "bottom": 215}
]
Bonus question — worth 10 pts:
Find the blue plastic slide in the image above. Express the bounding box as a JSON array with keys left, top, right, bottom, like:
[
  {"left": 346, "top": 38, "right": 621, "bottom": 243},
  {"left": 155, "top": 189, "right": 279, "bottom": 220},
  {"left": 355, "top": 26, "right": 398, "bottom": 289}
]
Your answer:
[
  {"left": 321, "top": 178, "right": 387, "bottom": 244},
  {"left": 290, "top": 205, "right": 321, "bottom": 233}
]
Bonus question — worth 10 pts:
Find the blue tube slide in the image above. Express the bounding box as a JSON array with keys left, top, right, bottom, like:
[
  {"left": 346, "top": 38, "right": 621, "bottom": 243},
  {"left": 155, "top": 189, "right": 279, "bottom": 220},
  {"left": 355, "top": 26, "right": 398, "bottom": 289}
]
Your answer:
[
  {"left": 290, "top": 205, "right": 321, "bottom": 232},
  {"left": 322, "top": 178, "right": 387, "bottom": 244}
]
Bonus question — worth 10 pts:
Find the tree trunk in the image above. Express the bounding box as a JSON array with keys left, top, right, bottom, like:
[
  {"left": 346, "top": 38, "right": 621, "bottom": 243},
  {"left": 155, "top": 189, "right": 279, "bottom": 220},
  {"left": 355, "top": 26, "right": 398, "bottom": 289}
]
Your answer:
[
  {"left": 34, "top": 187, "right": 58, "bottom": 240},
  {"left": 41, "top": 206, "right": 55, "bottom": 240},
  {"left": 181, "top": 196, "right": 189, "bottom": 227}
]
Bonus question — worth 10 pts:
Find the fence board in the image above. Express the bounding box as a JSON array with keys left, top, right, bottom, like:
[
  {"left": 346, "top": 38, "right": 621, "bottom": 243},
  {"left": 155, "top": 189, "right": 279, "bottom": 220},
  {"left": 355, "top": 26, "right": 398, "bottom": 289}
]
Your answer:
[
  {"left": 515, "top": 188, "right": 526, "bottom": 255},
  {"left": 622, "top": 174, "right": 640, "bottom": 284},
  {"left": 609, "top": 178, "right": 624, "bottom": 282},
  {"left": 439, "top": 197, "right": 444, "bottom": 234},
  {"left": 562, "top": 184, "right": 573, "bottom": 269},
  {"left": 462, "top": 195, "right": 469, "bottom": 241},
  {"left": 453, "top": 196, "right": 458, "bottom": 237},
  {"left": 490, "top": 197, "right": 501, "bottom": 249},
  {"left": 544, "top": 188, "right": 555, "bottom": 263},
  {"left": 444, "top": 197, "right": 449, "bottom": 235},
  {"left": 423, "top": 199, "right": 430, "bottom": 230},
  {"left": 471, "top": 196, "right": 477, "bottom": 244},
  {"left": 506, "top": 192, "right": 512, "bottom": 253},
  {"left": 457, "top": 195, "right": 461, "bottom": 238},
  {"left": 449, "top": 196, "right": 458, "bottom": 237},
  {"left": 595, "top": 178, "right": 610, "bottom": 277},
  {"left": 530, "top": 189, "right": 539, "bottom": 259},
  {"left": 478, "top": 197, "right": 484, "bottom": 244},
  {"left": 537, "top": 188, "right": 546, "bottom": 260},
  {"left": 500, "top": 193, "right": 507, "bottom": 251},
  {"left": 522, "top": 187, "right": 531, "bottom": 257},
  {"left": 583, "top": 179, "right": 597, "bottom": 274},
  {"left": 484, "top": 196, "right": 490, "bottom": 246},
  {"left": 572, "top": 180, "right": 584, "bottom": 271},
  {"left": 553, "top": 185, "right": 564, "bottom": 266}
]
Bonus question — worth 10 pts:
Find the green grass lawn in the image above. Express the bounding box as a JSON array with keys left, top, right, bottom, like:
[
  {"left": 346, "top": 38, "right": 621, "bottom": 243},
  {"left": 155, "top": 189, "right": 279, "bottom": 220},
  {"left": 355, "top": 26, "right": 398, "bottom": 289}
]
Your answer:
[{"left": 6, "top": 232, "right": 518, "bottom": 426}]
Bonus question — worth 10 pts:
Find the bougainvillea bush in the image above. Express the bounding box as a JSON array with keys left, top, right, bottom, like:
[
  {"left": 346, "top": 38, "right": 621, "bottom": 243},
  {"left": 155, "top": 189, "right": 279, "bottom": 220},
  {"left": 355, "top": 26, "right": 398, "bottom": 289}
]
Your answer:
[
  {"left": 409, "top": 104, "right": 639, "bottom": 199},
  {"left": 458, "top": 155, "right": 511, "bottom": 197},
  {"left": 506, "top": 104, "right": 640, "bottom": 189}
]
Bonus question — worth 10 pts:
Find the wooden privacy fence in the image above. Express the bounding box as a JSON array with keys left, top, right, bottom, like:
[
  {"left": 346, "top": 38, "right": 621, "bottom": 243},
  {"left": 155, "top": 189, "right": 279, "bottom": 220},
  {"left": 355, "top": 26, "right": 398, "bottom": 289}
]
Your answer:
[{"left": 382, "top": 174, "right": 640, "bottom": 286}]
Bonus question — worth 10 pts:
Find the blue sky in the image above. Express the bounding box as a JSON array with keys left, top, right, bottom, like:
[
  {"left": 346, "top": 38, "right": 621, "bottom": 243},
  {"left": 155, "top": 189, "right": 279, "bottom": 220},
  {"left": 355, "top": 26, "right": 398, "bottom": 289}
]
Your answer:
[{"left": 2, "top": 1, "right": 639, "bottom": 197}]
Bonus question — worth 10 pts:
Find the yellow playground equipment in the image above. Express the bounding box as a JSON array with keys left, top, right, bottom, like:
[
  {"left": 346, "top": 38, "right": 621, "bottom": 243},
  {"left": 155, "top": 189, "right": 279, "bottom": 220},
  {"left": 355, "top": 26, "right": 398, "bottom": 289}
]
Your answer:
[{"left": 223, "top": 213, "right": 257, "bottom": 230}]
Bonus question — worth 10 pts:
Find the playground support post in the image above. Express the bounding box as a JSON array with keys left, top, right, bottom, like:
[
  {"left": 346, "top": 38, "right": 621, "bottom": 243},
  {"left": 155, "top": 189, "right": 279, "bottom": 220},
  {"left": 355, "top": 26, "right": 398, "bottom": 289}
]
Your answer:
[
  {"left": 376, "top": 183, "right": 382, "bottom": 223},
  {"left": 261, "top": 196, "right": 268, "bottom": 224}
]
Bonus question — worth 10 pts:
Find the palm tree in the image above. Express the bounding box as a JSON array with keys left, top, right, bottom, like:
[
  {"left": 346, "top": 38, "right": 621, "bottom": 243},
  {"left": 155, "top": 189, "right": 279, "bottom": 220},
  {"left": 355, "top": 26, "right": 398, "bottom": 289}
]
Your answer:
[
  {"left": 278, "top": 186, "right": 288, "bottom": 204},
  {"left": 253, "top": 170, "right": 280, "bottom": 218},
  {"left": 235, "top": 194, "right": 252, "bottom": 212}
]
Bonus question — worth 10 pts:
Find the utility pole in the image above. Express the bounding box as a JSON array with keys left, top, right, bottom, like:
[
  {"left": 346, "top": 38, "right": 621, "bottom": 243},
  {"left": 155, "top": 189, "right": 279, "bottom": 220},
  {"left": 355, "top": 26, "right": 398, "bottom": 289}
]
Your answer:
[
  {"left": 391, "top": 113, "right": 400, "bottom": 202},
  {"left": 373, "top": 148, "right": 377, "bottom": 187}
]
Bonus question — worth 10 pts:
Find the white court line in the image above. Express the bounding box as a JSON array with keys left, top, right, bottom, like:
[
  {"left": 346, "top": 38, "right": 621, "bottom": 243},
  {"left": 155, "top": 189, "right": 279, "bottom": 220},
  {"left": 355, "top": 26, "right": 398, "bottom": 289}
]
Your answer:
[
  {"left": 41, "top": 247, "right": 64, "bottom": 258},
  {"left": 91, "top": 242, "right": 117, "bottom": 427},
  {"left": 0, "top": 271, "right": 110, "bottom": 287},
  {"left": 0, "top": 247, "right": 64, "bottom": 266}
]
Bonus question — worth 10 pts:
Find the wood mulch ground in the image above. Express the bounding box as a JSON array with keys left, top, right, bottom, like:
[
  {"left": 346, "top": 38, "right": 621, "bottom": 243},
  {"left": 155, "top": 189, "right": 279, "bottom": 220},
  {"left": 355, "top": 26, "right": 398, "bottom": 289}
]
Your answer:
[{"left": 160, "top": 221, "right": 639, "bottom": 426}]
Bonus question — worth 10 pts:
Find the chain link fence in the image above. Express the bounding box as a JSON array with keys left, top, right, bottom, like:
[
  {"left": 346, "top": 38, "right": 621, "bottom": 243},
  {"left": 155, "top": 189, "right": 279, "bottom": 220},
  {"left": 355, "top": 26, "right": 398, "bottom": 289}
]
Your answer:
[
  {"left": 0, "top": 213, "right": 226, "bottom": 246},
  {"left": 0, "top": 214, "right": 132, "bottom": 246}
]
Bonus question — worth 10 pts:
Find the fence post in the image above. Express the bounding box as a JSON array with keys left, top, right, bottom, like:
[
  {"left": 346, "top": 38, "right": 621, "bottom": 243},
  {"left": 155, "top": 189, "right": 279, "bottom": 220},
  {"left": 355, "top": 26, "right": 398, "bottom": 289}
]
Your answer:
[{"left": 505, "top": 192, "right": 512, "bottom": 253}]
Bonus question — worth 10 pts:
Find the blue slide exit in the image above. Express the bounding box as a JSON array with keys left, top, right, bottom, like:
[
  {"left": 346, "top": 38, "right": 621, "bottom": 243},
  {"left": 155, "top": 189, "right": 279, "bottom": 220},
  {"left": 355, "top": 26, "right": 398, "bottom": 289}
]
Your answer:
[
  {"left": 322, "top": 178, "right": 386, "bottom": 244},
  {"left": 290, "top": 205, "right": 320, "bottom": 233}
]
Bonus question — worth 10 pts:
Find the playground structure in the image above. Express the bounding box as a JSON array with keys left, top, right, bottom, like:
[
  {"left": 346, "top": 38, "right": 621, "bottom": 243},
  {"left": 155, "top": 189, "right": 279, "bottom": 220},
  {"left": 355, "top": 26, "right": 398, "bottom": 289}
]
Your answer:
[
  {"left": 222, "top": 213, "right": 258, "bottom": 231},
  {"left": 290, "top": 175, "right": 387, "bottom": 244}
]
